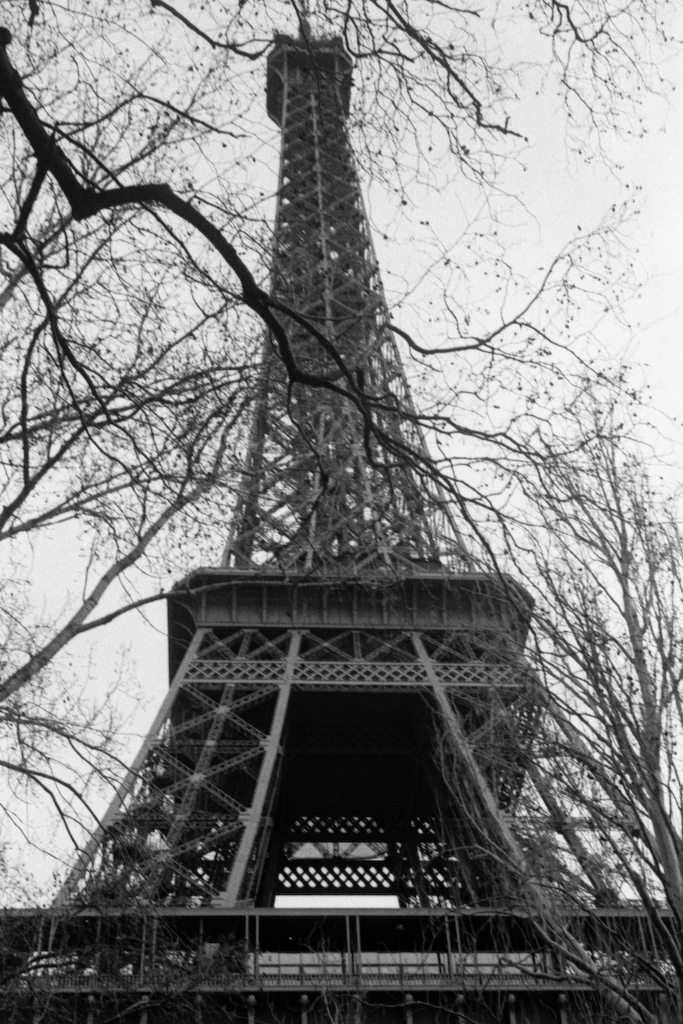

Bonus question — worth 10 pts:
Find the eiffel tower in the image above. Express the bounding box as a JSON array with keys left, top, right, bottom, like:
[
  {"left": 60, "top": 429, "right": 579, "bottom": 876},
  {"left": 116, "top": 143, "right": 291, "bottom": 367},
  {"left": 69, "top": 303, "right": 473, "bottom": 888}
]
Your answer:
[
  {"left": 0, "top": 30, "right": 652, "bottom": 1024},
  {"left": 55, "top": 27, "right": 533, "bottom": 913}
]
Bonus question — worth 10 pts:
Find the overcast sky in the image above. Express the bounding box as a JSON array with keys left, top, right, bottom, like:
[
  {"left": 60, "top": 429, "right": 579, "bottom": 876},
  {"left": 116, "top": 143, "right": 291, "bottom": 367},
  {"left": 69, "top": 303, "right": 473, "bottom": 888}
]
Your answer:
[{"left": 13, "top": 11, "right": 683, "bottom": 893}]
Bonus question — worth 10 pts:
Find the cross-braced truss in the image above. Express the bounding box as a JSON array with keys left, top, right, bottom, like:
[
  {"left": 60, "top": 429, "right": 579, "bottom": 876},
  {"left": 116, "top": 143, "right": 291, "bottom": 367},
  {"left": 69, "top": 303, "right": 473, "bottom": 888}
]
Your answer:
[{"left": 59, "top": 619, "right": 535, "bottom": 909}]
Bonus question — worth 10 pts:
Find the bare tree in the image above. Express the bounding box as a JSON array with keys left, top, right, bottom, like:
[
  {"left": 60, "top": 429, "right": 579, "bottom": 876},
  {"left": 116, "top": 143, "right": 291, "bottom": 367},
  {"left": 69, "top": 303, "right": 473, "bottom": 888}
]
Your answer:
[
  {"left": 0, "top": 1, "right": 677, "bottom": 873},
  {"left": 432, "top": 393, "right": 683, "bottom": 1021},
  {"left": 519, "top": 396, "right": 683, "bottom": 1017}
]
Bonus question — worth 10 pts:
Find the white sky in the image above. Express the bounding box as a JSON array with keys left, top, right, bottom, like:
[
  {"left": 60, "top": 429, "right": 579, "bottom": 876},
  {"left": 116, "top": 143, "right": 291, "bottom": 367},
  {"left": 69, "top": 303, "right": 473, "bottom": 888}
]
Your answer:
[{"left": 10, "top": 11, "right": 683, "bottom": 897}]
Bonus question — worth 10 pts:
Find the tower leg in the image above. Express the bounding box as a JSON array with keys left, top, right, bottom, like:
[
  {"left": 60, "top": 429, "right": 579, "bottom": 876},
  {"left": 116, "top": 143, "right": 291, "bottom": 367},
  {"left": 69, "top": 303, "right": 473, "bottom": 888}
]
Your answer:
[
  {"left": 413, "top": 634, "right": 529, "bottom": 891},
  {"left": 54, "top": 628, "right": 208, "bottom": 904},
  {"left": 216, "top": 631, "right": 301, "bottom": 906}
]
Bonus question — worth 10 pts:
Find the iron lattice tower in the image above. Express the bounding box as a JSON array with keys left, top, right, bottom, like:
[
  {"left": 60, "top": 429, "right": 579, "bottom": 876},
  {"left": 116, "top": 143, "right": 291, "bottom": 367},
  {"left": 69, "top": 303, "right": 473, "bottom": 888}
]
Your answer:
[
  {"left": 7, "top": 31, "right": 644, "bottom": 1024},
  {"left": 226, "top": 34, "right": 469, "bottom": 575},
  {"left": 57, "top": 33, "right": 533, "bottom": 912}
]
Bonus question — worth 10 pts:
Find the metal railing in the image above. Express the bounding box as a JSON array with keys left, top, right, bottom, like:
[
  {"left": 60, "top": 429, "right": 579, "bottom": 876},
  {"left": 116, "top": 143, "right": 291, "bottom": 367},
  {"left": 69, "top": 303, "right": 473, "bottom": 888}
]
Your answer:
[{"left": 10, "top": 950, "right": 601, "bottom": 993}]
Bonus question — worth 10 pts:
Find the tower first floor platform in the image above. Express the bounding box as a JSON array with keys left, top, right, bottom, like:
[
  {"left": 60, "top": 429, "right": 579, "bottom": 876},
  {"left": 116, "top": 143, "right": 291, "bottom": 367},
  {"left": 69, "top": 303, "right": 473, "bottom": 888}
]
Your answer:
[{"left": 56, "top": 569, "right": 537, "bottom": 910}]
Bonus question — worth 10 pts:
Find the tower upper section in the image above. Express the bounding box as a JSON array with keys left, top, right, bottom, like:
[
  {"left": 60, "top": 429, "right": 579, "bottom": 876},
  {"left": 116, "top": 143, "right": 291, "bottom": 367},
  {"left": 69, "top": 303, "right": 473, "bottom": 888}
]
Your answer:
[
  {"left": 225, "top": 33, "right": 470, "bottom": 576},
  {"left": 266, "top": 33, "right": 352, "bottom": 125}
]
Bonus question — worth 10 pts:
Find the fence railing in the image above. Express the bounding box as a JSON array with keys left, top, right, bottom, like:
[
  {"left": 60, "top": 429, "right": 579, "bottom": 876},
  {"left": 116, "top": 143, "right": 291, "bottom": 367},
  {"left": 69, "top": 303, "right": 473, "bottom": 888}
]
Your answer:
[{"left": 9, "top": 950, "right": 653, "bottom": 993}]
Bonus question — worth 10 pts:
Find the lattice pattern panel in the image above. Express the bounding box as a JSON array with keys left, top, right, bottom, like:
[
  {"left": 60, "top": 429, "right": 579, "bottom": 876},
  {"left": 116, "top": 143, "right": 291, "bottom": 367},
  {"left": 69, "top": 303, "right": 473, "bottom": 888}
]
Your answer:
[
  {"left": 276, "top": 815, "right": 467, "bottom": 904},
  {"left": 182, "top": 658, "right": 523, "bottom": 692},
  {"left": 293, "top": 660, "right": 426, "bottom": 688},
  {"left": 284, "top": 815, "right": 389, "bottom": 839},
  {"left": 278, "top": 860, "right": 396, "bottom": 895},
  {"left": 186, "top": 660, "right": 289, "bottom": 684}
]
